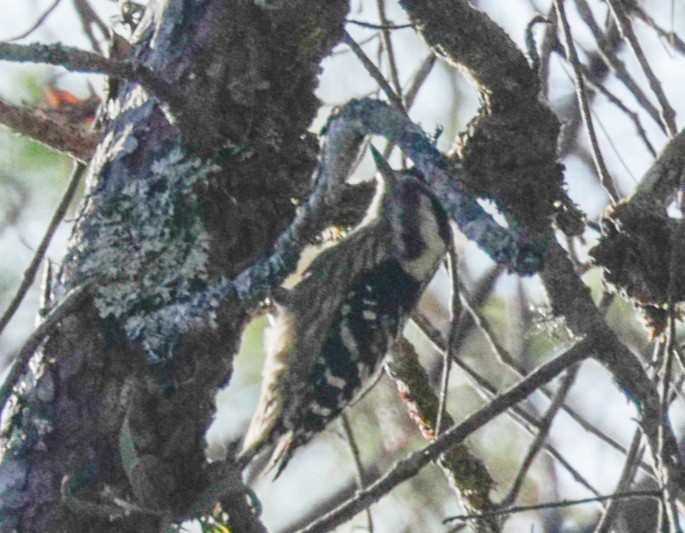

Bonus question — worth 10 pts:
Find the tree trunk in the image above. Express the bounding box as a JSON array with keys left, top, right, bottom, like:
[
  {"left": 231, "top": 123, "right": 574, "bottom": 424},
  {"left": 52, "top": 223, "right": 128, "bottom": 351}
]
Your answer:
[{"left": 0, "top": 1, "right": 347, "bottom": 531}]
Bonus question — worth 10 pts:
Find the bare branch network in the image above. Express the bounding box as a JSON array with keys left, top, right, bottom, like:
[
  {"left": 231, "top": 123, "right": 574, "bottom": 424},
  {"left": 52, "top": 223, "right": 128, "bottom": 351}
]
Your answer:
[{"left": 0, "top": 1, "right": 684, "bottom": 532}]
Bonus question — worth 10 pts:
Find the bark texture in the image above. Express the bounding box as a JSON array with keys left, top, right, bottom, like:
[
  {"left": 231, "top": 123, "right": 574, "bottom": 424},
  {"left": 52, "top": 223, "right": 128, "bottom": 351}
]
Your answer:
[{"left": 0, "top": 1, "right": 347, "bottom": 531}]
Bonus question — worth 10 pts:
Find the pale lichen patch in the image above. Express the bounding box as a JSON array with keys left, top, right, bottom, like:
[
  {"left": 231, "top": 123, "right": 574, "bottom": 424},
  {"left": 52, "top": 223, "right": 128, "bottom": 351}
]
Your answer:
[{"left": 71, "top": 144, "right": 220, "bottom": 365}]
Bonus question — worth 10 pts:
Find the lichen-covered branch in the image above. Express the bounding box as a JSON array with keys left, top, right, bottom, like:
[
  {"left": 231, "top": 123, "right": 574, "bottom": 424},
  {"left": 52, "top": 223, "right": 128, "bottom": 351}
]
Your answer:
[
  {"left": 632, "top": 128, "right": 685, "bottom": 206},
  {"left": 400, "top": 0, "right": 580, "bottom": 238},
  {"left": 297, "top": 340, "right": 592, "bottom": 533},
  {"left": 221, "top": 97, "right": 545, "bottom": 314},
  {"left": 386, "top": 339, "right": 497, "bottom": 532}
]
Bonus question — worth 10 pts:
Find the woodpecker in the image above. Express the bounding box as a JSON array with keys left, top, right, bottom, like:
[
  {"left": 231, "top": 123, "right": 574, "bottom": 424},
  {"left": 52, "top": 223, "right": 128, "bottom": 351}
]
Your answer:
[{"left": 240, "top": 146, "right": 451, "bottom": 476}]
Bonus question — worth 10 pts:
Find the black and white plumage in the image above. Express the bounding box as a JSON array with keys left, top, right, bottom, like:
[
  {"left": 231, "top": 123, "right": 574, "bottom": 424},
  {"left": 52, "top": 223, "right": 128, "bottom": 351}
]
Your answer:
[{"left": 240, "top": 147, "right": 451, "bottom": 475}]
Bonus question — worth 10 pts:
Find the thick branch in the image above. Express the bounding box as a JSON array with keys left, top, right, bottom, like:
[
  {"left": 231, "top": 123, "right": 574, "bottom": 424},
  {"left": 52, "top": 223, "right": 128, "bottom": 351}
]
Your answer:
[
  {"left": 541, "top": 243, "right": 684, "bottom": 506},
  {"left": 399, "top": 0, "right": 537, "bottom": 105},
  {"left": 220, "top": 98, "right": 545, "bottom": 315},
  {"left": 0, "top": 98, "right": 97, "bottom": 162}
]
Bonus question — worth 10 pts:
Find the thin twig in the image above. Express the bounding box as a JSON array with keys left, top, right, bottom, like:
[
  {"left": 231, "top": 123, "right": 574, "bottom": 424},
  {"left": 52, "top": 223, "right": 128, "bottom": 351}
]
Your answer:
[
  {"left": 579, "top": 64, "right": 657, "bottom": 157},
  {"left": 572, "top": 0, "right": 657, "bottom": 155},
  {"left": 375, "top": 0, "right": 404, "bottom": 108},
  {"left": 413, "top": 315, "right": 605, "bottom": 499},
  {"left": 331, "top": 33, "right": 380, "bottom": 57},
  {"left": 594, "top": 425, "right": 646, "bottom": 533},
  {"left": 72, "top": 0, "right": 109, "bottom": 55},
  {"left": 445, "top": 490, "right": 661, "bottom": 524},
  {"left": 605, "top": 0, "right": 678, "bottom": 136},
  {"left": 525, "top": 14, "right": 548, "bottom": 81},
  {"left": 346, "top": 19, "right": 413, "bottom": 31},
  {"left": 419, "top": 265, "right": 501, "bottom": 373},
  {"left": 673, "top": 345, "right": 685, "bottom": 377},
  {"left": 340, "top": 413, "right": 374, "bottom": 533},
  {"left": 341, "top": 31, "right": 405, "bottom": 112},
  {"left": 459, "top": 287, "right": 521, "bottom": 371},
  {"left": 555, "top": 0, "right": 621, "bottom": 203},
  {"left": 573, "top": 0, "right": 665, "bottom": 134},
  {"left": 0, "top": 163, "right": 86, "bottom": 340},
  {"left": 37, "top": 260, "right": 54, "bottom": 324},
  {"left": 0, "top": 42, "right": 176, "bottom": 108},
  {"left": 633, "top": 7, "right": 685, "bottom": 56},
  {"left": 661, "top": 313, "right": 677, "bottom": 461},
  {"left": 0, "top": 175, "right": 29, "bottom": 234},
  {"left": 5, "top": 0, "right": 62, "bottom": 42},
  {"left": 404, "top": 53, "right": 436, "bottom": 110},
  {"left": 435, "top": 246, "right": 460, "bottom": 437},
  {"left": 374, "top": 4, "right": 429, "bottom": 165},
  {"left": 0, "top": 280, "right": 94, "bottom": 412},
  {"left": 587, "top": 92, "right": 639, "bottom": 183},
  {"left": 500, "top": 364, "right": 580, "bottom": 508},
  {"left": 538, "top": 5, "right": 557, "bottom": 99},
  {"left": 296, "top": 340, "right": 592, "bottom": 533}
]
